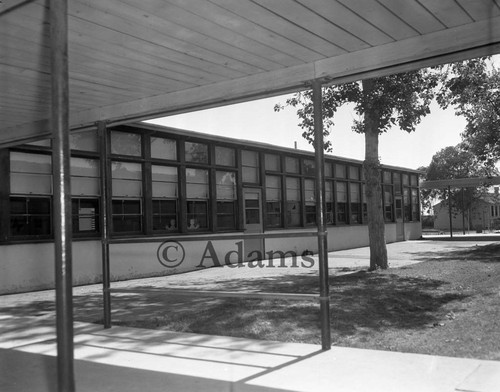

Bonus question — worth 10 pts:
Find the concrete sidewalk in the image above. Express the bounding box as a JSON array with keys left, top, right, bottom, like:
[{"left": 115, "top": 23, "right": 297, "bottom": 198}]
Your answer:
[
  {"left": 1, "top": 240, "right": 499, "bottom": 391},
  {"left": 1, "top": 313, "right": 499, "bottom": 392}
]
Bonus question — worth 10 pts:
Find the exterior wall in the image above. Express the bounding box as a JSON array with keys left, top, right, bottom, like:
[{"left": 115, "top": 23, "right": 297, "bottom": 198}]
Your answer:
[
  {"left": 0, "top": 241, "right": 101, "bottom": 294},
  {"left": 434, "top": 198, "right": 499, "bottom": 232},
  {"left": 0, "top": 220, "right": 422, "bottom": 294}
]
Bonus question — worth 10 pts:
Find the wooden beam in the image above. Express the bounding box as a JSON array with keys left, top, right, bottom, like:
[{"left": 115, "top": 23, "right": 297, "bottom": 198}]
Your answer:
[
  {"left": 421, "top": 177, "right": 500, "bottom": 189},
  {"left": 2, "top": 15, "right": 500, "bottom": 147}
]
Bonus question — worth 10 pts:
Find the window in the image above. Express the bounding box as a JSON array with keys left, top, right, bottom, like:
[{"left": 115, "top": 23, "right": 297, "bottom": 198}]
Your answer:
[
  {"left": 111, "top": 161, "right": 142, "bottom": 233},
  {"left": 265, "top": 175, "right": 282, "bottom": 227},
  {"left": 152, "top": 165, "right": 178, "bottom": 231},
  {"left": 349, "top": 166, "right": 360, "bottom": 180},
  {"left": 383, "top": 185, "right": 394, "bottom": 222},
  {"left": 285, "top": 157, "right": 299, "bottom": 174},
  {"left": 185, "top": 141, "right": 208, "bottom": 163},
  {"left": 393, "top": 173, "right": 402, "bottom": 195},
  {"left": 304, "top": 179, "right": 316, "bottom": 225},
  {"left": 215, "top": 146, "right": 235, "bottom": 167},
  {"left": 350, "top": 183, "right": 361, "bottom": 223},
  {"left": 186, "top": 168, "right": 208, "bottom": 230},
  {"left": 383, "top": 171, "right": 392, "bottom": 184},
  {"left": 10, "top": 197, "right": 51, "bottom": 236},
  {"left": 324, "top": 162, "right": 333, "bottom": 178},
  {"left": 411, "top": 188, "right": 419, "bottom": 221},
  {"left": 71, "top": 157, "right": 100, "bottom": 234},
  {"left": 151, "top": 137, "right": 177, "bottom": 161},
  {"left": 265, "top": 154, "right": 280, "bottom": 171},
  {"left": 10, "top": 152, "right": 52, "bottom": 195},
  {"left": 242, "top": 150, "right": 259, "bottom": 183},
  {"left": 362, "top": 184, "right": 368, "bottom": 222},
  {"left": 286, "top": 177, "right": 301, "bottom": 227},
  {"left": 335, "top": 164, "right": 346, "bottom": 179},
  {"left": 111, "top": 131, "right": 142, "bottom": 156},
  {"left": 325, "top": 181, "right": 334, "bottom": 224},
  {"left": 403, "top": 187, "right": 411, "bottom": 221},
  {"left": 303, "top": 159, "right": 315, "bottom": 176},
  {"left": 336, "top": 181, "right": 347, "bottom": 223},
  {"left": 216, "top": 171, "right": 237, "bottom": 230},
  {"left": 70, "top": 130, "right": 98, "bottom": 152}
]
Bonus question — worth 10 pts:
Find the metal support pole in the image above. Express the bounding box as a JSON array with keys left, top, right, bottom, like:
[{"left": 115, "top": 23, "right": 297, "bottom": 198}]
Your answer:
[
  {"left": 312, "top": 81, "right": 331, "bottom": 350},
  {"left": 448, "top": 186, "right": 453, "bottom": 238},
  {"left": 462, "top": 188, "right": 466, "bottom": 235},
  {"left": 50, "top": 0, "right": 75, "bottom": 390},
  {"left": 98, "top": 121, "right": 112, "bottom": 328}
]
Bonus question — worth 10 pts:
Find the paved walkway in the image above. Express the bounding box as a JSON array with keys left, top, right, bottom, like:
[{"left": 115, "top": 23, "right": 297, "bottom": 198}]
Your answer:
[{"left": 1, "top": 239, "right": 500, "bottom": 392}]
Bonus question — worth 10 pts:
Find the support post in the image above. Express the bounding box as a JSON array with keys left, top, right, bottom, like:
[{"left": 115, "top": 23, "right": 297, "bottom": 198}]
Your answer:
[
  {"left": 50, "top": 0, "right": 75, "bottom": 390},
  {"left": 312, "top": 81, "right": 331, "bottom": 350},
  {"left": 448, "top": 186, "right": 453, "bottom": 238},
  {"left": 98, "top": 121, "right": 112, "bottom": 328},
  {"left": 461, "top": 188, "right": 466, "bottom": 235}
]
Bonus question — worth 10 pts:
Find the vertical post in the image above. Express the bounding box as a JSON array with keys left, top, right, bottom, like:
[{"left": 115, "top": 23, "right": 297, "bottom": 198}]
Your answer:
[
  {"left": 312, "top": 81, "right": 331, "bottom": 350},
  {"left": 461, "top": 188, "right": 466, "bottom": 235},
  {"left": 50, "top": 0, "right": 75, "bottom": 390},
  {"left": 448, "top": 186, "right": 453, "bottom": 238},
  {"left": 98, "top": 121, "right": 112, "bottom": 328}
]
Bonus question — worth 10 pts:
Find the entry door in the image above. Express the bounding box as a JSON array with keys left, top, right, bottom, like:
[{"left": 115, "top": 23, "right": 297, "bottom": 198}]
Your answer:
[
  {"left": 243, "top": 188, "right": 264, "bottom": 261},
  {"left": 395, "top": 196, "right": 405, "bottom": 241}
]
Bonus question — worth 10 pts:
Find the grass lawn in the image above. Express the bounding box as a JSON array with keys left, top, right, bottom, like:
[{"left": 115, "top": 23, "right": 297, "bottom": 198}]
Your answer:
[{"left": 114, "top": 242, "right": 500, "bottom": 360}]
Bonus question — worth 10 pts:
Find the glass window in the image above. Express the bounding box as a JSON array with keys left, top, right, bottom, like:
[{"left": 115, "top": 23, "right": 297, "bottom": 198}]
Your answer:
[
  {"left": 403, "top": 187, "right": 411, "bottom": 221},
  {"left": 215, "top": 146, "right": 235, "bottom": 167},
  {"left": 71, "top": 158, "right": 99, "bottom": 196},
  {"left": 285, "top": 157, "right": 299, "bottom": 173},
  {"left": 10, "top": 152, "right": 52, "bottom": 195},
  {"left": 186, "top": 168, "right": 209, "bottom": 230},
  {"left": 335, "top": 164, "right": 346, "bottom": 179},
  {"left": 410, "top": 174, "right": 418, "bottom": 187},
  {"left": 245, "top": 195, "right": 261, "bottom": 225},
  {"left": 304, "top": 179, "right": 316, "bottom": 225},
  {"left": 112, "top": 199, "right": 142, "bottom": 233},
  {"left": 265, "top": 154, "right": 280, "bottom": 171},
  {"left": 112, "top": 162, "right": 142, "bottom": 197},
  {"left": 324, "top": 162, "right": 333, "bottom": 178},
  {"left": 349, "top": 166, "right": 360, "bottom": 180},
  {"left": 10, "top": 196, "right": 52, "bottom": 237},
  {"left": 393, "top": 173, "right": 402, "bottom": 195},
  {"left": 350, "top": 183, "right": 361, "bottom": 223},
  {"left": 265, "top": 175, "right": 282, "bottom": 227},
  {"left": 152, "top": 165, "right": 178, "bottom": 232},
  {"left": 111, "top": 131, "right": 142, "bottom": 156},
  {"left": 402, "top": 173, "right": 410, "bottom": 186},
  {"left": 336, "top": 181, "right": 347, "bottom": 223},
  {"left": 303, "top": 159, "right": 315, "bottom": 176},
  {"left": 286, "top": 177, "right": 301, "bottom": 227},
  {"left": 384, "top": 185, "right": 393, "bottom": 222},
  {"left": 383, "top": 171, "right": 392, "bottom": 184},
  {"left": 325, "top": 181, "right": 334, "bottom": 224},
  {"left": 185, "top": 141, "right": 208, "bottom": 163},
  {"left": 362, "top": 184, "right": 368, "bottom": 222},
  {"left": 216, "top": 171, "right": 237, "bottom": 230},
  {"left": 70, "top": 130, "right": 98, "bottom": 152},
  {"left": 151, "top": 137, "right": 177, "bottom": 160},
  {"left": 242, "top": 150, "right": 259, "bottom": 184},
  {"left": 72, "top": 198, "right": 99, "bottom": 234},
  {"left": 411, "top": 188, "right": 419, "bottom": 221}
]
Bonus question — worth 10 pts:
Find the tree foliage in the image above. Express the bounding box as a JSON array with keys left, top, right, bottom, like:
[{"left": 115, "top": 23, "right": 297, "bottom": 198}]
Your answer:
[
  {"left": 275, "top": 70, "right": 439, "bottom": 270},
  {"left": 436, "top": 57, "right": 500, "bottom": 166}
]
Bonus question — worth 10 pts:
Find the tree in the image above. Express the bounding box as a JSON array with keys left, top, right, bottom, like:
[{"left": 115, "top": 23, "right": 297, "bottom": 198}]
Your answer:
[
  {"left": 436, "top": 57, "right": 500, "bottom": 167},
  {"left": 421, "top": 144, "right": 497, "bottom": 228},
  {"left": 276, "top": 70, "right": 438, "bottom": 270}
]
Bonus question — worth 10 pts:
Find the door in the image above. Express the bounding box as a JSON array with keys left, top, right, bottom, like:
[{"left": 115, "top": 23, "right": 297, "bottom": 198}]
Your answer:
[
  {"left": 395, "top": 196, "right": 405, "bottom": 241},
  {"left": 243, "top": 188, "right": 264, "bottom": 261}
]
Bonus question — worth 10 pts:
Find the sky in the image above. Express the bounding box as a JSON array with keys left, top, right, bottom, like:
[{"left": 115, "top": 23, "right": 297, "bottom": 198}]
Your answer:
[{"left": 146, "top": 93, "right": 466, "bottom": 170}]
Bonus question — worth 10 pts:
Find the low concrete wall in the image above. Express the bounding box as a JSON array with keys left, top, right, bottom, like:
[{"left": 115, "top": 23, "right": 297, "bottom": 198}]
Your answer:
[{"left": 0, "top": 221, "right": 422, "bottom": 294}]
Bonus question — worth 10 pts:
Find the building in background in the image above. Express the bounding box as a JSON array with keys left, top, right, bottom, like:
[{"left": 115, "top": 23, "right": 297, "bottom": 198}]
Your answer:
[{"left": 0, "top": 123, "right": 421, "bottom": 294}]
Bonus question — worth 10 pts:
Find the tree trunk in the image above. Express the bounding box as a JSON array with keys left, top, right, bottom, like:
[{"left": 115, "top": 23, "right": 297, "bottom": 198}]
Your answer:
[{"left": 362, "top": 79, "right": 388, "bottom": 270}]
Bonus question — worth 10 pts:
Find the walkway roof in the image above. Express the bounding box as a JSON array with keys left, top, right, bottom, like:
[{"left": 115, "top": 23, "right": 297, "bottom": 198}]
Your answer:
[{"left": 2, "top": 0, "right": 500, "bottom": 147}]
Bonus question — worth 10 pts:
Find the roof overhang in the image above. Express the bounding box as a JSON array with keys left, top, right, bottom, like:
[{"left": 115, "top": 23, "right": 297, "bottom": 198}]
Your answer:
[
  {"left": 421, "top": 176, "right": 500, "bottom": 189},
  {"left": 2, "top": 0, "right": 500, "bottom": 147}
]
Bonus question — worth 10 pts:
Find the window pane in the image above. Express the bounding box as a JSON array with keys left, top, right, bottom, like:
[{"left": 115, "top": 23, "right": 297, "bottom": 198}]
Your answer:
[
  {"left": 285, "top": 157, "right": 299, "bottom": 173},
  {"left": 112, "top": 162, "right": 142, "bottom": 180},
  {"left": 152, "top": 165, "right": 178, "bottom": 198},
  {"left": 71, "top": 158, "right": 100, "bottom": 196},
  {"left": 349, "top": 166, "right": 360, "bottom": 180},
  {"left": 185, "top": 141, "right": 208, "bottom": 163},
  {"left": 383, "top": 171, "right": 392, "bottom": 183},
  {"left": 217, "top": 201, "right": 236, "bottom": 230},
  {"left": 111, "top": 131, "right": 142, "bottom": 156},
  {"left": 215, "top": 146, "right": 235, "bottom": 166},
  {"left": 187, "top": 201, "right": 208, "bottom": 230},
  {"left": 10, "top": 152, "right": 51, "bottom": 174},
  {"left": 336, "top": 181, "right": 347, "bottom": 223},
  {"left": 70, "top": 130, "right": 98, "bottom": 152},
  {"left": 151, "top": 137, "right": 177, "bottom": 160},
  {"left": 152, "top": 200, "right": 177, "bottom": 232},
  {"left": 324, "top": 162, "right": 333, "bottom": 177},
  {"left": 216, "top": 171, "right": 236, "bottom": 200},
  {"left": 286, "top": 177, "right": 300, "bottom": 201},
  {"left": 186, "top": 168, "right": 208, "bottom": 199},
  {"left": 335, "top": 164, "right": 346, "bottom": 178},
  {"left": 303, "top": 159, "right": 315, "bottom": 176},
  {"left": 304, "top": 179, "right": 315, "bottom": 202},
  {"left": 242, "top": 150, "right": 258, "bottom": 166},
  {"left": 11, "top": 173, "right": 52, "bottom": 194},
  {"left": 242, "top": 150, "right": 259, "bottom": 183},
  {"left": 265, "top": 154, "right": 280, "bottom": 171}
]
